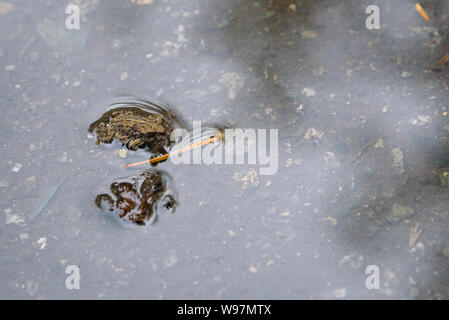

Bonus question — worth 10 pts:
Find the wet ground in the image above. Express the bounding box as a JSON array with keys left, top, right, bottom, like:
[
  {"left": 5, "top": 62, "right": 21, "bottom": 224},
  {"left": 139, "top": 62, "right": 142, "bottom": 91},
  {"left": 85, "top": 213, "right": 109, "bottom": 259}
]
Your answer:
[{"left": 1, "top": 0, "right": 448, "bottom": 299}]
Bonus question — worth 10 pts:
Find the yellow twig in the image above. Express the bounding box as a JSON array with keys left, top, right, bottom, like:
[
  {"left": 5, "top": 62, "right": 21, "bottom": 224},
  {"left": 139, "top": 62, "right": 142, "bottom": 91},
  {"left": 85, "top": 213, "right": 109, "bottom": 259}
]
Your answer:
[
  {"left": 415, "top": 3, "right": 430, "bottom": 22},
  {"left": 124, "top": 136, "right": 220, "bottom": 168}
]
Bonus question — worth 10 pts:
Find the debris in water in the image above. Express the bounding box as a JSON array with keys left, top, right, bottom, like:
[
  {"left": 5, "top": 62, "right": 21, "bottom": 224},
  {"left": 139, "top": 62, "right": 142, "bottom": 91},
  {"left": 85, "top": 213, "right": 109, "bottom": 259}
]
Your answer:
[
  {"left": 408, "top": 224, "right": 423, "bottom": 249},
  {"left": 415, "top": 3, "right": 430, "bottom": 22}
]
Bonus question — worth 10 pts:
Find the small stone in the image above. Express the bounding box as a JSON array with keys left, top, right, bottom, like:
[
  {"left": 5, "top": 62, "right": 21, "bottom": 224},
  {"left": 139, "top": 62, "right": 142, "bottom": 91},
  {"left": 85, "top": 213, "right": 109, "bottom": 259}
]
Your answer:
[
  {"left": 34, "top": 237, "right": 47, "bottom": 250},
  {"left": 322, "top": 216, "right": 337, "bottom": 226},
  {"left": 11, "top": 163, "right": 22, "bottom": 173},
  {"left": 333, "top": 288, "right": 347, "bottom": 299},
  {"left": 115, "top": 149, "right": 127, "bottom": 158},
  {"left": 5, "top": 64, "right": 15, "bottom": 71},
  {"left": 417, "top": 115, "right": 432, "bottom": 125},
  {"left": 288, "top": 3, "right": 296, "bottom": 11},
  {"left": 5, "top": 209, "right": 26, "bottom": 226},
  {"left": 304, "top": 128, "right": 324, "bottom": 140},
  {"left": 302, "top": 87, "right": 316, "bottom": 97},
  {"left": 248, "top": 265, "right": 258, "bottom": 273},
  {"left": 301, "top": 30, "right": 318, "bottom": 39},
  {"left": 280, "top": 211, "right": 290, "bottom": 217},
  {"left": 228, "top": 230, "right": 236, "bottom": 237},
  {"left": 20, "top": 233, "right": 29, "bottom": 240},
  {"left": 120, "top": 72, "right": 128, "bottom": 80},
  {"left": 374, "top": 138, "right": 384, "bottom": 149},
  {"left": 285, "top": 158, "right": 293, "bottom": 167},
  {"left": 401, "top": 71, "right": 413, "bottom": 78}
]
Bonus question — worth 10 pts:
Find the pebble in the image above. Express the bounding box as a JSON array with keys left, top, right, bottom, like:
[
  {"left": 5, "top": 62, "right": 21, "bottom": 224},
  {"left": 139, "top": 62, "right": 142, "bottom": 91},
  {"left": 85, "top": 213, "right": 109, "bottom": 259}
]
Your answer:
[
  {"left": 34, "top": 237, "right": 47, "bottom": 250},
  {"left": 302, "top": 87, "right": 316, "bottom": 97},
  {"left": 11, "top": 163, "right": 22, "bottom": 173},
  {"left": 324, "top": 152, "right": 340, "bottom": 169},
  {"left": 115, "top": 149, "right": 127, "bottom": 158},
  {"left": 333, "top": 288, "right": 347, "bottom": 299},
  {"left": 4, "top": 209, "right": 26, "bottom": 226},
  {"left": 248, "top": 265, "right": 258, "bottom": 273},
  {"left": 374, "top": 138, "right": 384, "bottom": 149}
]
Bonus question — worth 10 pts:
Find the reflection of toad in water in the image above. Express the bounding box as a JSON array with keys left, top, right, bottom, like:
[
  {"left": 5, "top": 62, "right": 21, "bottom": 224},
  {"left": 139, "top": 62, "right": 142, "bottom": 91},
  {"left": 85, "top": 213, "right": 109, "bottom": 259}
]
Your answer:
[{"left": 95, "top": 170, "right": 177, "bottom": 225}]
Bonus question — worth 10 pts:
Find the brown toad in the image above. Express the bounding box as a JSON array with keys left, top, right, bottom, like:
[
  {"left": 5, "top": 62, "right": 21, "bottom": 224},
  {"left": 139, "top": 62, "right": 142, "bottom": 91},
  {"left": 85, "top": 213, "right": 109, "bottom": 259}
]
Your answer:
[
  {"left": 95, "top": 170, "right": 176, "bottom": 225},
  {"left": 89, "top": 108, "right": 173, "bottom": 154}
]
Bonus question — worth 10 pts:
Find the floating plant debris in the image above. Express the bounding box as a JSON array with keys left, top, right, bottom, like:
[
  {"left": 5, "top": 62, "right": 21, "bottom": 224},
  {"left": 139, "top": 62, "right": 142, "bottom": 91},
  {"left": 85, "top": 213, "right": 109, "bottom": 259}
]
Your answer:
[
  {"left": 125, "top": 128, "right": 225, "bottom": 168},
  {"left": 95, "top": 170, "right": 176, "bottom": 226},
  {"left": 415, "top": 3, "right": 430, "bottom": 22}
]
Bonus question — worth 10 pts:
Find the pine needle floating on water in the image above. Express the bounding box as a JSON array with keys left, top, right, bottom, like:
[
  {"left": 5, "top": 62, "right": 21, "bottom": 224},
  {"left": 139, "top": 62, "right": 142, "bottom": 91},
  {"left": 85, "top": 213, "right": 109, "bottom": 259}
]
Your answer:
[
  {"left": 415, "top": 3, "right": 430, "bottom": 22},
  {"left": 125, "top": 133, "right": 223, "bottom": 168}
]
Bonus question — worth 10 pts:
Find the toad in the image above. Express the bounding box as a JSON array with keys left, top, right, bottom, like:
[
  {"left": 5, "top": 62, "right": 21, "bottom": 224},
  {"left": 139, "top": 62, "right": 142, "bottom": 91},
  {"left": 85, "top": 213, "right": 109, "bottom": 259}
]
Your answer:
[
  {"left": 88, "top": 107, "right": 174, "bottom": 155},
  {"left": 95, "top": 170, "right": 176, "bottom": 225}
]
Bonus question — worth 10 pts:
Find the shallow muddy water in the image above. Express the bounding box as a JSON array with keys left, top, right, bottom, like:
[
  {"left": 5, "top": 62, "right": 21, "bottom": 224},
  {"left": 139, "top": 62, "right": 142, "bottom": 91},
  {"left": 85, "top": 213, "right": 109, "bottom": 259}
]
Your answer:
[{"left": 1, "top": 0, "right": 448, "bottom": 299}]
